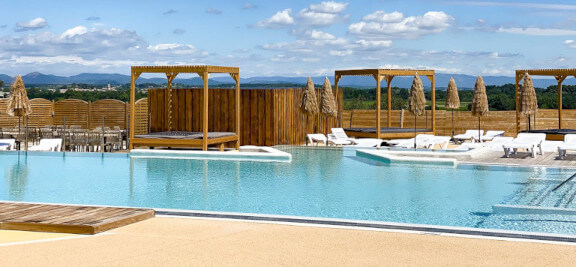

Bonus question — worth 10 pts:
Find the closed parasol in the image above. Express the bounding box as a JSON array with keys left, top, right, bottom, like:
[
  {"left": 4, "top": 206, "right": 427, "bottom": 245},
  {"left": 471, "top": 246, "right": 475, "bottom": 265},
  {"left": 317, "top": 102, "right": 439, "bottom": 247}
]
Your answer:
[
  {"left": 520, "top": 73, "right": 537, "bottom": 131},
  {"left": 408, "top": 73, "right": 426, "bottom": 148},
  {"left": 471, "top": 75, "right": 488, "bottom": 140},
  {"left": 320, "top": 77, "right": 337, "bottom": 117},
  {"left": 6, "top": 75, "right": 32, "bottom": 150},
  {"left": 445, "top": 77, "right": 460, "bottom": 138}
]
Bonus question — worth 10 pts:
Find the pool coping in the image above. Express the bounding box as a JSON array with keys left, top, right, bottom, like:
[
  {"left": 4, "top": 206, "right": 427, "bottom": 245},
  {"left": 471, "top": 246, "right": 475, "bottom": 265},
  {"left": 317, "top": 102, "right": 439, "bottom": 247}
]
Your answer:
[
  {"left": 154, "top": 208, "right": 576, "bottom": 244},
  {"left": 2, "top": 200, "right": 576, "bottom": 244}
]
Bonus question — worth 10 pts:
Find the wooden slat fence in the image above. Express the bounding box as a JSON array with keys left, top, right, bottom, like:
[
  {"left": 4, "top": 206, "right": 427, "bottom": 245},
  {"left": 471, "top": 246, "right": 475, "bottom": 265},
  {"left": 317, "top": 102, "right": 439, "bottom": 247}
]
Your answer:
[
  {"left": 343, "top": 109, "right": 576, "bottom": 137},
  {"left": 148, "top": 88, "right": 343, "bottom": 146},
  {"left": 90, "top": 99, "right": 128, "bottom": 130}
]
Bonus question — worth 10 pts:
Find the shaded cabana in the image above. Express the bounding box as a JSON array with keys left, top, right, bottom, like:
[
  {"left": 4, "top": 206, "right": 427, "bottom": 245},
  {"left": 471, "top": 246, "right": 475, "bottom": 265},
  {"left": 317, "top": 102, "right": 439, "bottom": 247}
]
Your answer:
[
  {"left": 515, "top": 69, "right": 576, "bottom": 140},
  {"left": 129, "top": 65, "right": 240, "bottom": 151},
  {"left": 334, "top": 69, "right": 435, "bottom": 139}
]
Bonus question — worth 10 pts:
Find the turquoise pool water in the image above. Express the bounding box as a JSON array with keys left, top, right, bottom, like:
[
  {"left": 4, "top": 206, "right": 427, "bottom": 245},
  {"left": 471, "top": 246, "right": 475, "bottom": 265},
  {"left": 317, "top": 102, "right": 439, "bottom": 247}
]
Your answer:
[{"left": 2, "top": 147, "right": 576, "bottom": 235}]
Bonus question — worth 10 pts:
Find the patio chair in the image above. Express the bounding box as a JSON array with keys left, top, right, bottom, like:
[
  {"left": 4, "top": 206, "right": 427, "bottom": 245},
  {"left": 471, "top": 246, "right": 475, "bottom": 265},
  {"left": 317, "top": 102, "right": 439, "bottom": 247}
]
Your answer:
[
  {"left": 307, "top": 134, "right": 327, "bottom": 146},
  {"left": 502, "top": 133, "right": 546, "bottom": 158},
  {"left": 476, "top": 130, "right": 505, "bottom": 143},
  {"left": 453, "top": 130, "right": 484, "bottom": 143},
  {"left": 29, "top": 138, "right": 62, "bottom": 152},
  {"left": 557, "top": 134, "right": 576, "bottom": 159},
  {"left": 0, "top": 139, "right": 16, "bottom": 150}
]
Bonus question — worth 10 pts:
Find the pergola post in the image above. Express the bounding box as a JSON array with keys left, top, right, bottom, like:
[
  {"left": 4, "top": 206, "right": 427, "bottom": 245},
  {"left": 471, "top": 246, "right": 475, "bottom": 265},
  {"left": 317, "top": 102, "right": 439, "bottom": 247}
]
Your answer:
[
  {"left": 514, "top": 72, "right": 522, "bottom": 134},
  {"left": 334, "top": 75, "right": 341, "bottom": 127},
  {"left": 385, "top": 76, "right": 394, "bottom": 128},
  {"left": 165, "top": 72, "right": 178, "bottom": 131},
  {"left": 555, "top": 75, "right": 566, "bottom": 129},
  {"left": 374, "top": 72, "right": 381, "bottom": 139},
  {"left": 231, "top": 73, "right": 241, "bottom": 150},
  {"left": 129, "top": 69, "right": 141, "bottom": 150},
  {"left": 428, "top": 75, "right": 436, "bottom": 135},
  {"left": 201, "top": 71, "right": 209, "bottom": 151}
]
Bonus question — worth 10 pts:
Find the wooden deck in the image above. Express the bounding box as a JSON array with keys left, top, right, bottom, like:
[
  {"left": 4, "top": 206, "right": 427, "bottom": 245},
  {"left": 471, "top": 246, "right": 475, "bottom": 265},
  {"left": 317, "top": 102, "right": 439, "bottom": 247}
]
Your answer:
[
  {"left": 459, "top": 150, "right": 576, "bottom": 168},
  {"left": 0, "top": 202, "right": 155, "bottom": 234}
]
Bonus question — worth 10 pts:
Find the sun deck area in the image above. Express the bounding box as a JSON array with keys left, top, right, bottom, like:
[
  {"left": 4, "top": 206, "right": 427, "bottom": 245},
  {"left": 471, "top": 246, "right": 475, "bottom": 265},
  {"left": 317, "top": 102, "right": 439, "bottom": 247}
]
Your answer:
[{"left": 0, "top": 202, "right": 155, "bottom": 234}]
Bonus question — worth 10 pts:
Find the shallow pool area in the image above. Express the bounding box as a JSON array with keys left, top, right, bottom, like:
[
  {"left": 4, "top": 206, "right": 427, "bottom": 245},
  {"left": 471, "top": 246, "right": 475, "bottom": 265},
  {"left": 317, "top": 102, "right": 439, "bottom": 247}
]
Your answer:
[{"left": 2, "top": 147, "right": 576, "bottom": 236}]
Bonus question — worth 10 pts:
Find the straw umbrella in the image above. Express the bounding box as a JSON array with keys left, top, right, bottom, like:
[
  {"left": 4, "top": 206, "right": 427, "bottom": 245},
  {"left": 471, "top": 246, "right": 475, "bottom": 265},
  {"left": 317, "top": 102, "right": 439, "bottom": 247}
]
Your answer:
[
  {"left": 471, "top": 75, "right": 488, "bottom": 140},
  {"left": 445, "top": 77, "right": 460, "bottom": 138},
  {"left": 301, "top": 77, "right": 319, "bottom": 115},
  {"left": 6, "top": 75, "right": 32, "bottom": 150},
  {"left": 408, "top": 74, "right": 426, "bottom": 148},
  {"left": 301, "top": 77, "right": 319, "bottom": 134},
  {"left": 320, "top": 77, "right": 337, "bottom": 117},
  {"left": 519, "top": 73, "right": 537, "bottom": 131}
]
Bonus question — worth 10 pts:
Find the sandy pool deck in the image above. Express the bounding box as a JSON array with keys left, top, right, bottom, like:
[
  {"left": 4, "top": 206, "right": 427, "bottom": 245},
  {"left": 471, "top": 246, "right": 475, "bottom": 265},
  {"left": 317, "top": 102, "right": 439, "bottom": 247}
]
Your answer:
[{"left": 1, "top": 216, "right": 576, "bottom": 266}]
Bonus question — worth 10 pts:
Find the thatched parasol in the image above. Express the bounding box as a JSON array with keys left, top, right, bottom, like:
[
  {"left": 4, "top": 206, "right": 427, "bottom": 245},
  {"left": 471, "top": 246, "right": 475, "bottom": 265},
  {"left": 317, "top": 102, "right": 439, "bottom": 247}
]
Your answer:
[
  {"left": 301, "top": 77, "right": 319, "bottom": 115},
  {"left": 408, "top": 73, "right": 426, "bottom": 148},
  {"left": 445, "top": 77, "right": 460, "bottom": 138},
  {"left": 6, "top": 75, "right": 32, "bottom": 150},
  {"left": 519, "top": 73, "right": 537, "bottom": 131},
  {"left": 471, "top": 75, "right": 488, "bottom": 139},
  {"left": 320, "top": 77, "right": 337, "bottom": 117}
]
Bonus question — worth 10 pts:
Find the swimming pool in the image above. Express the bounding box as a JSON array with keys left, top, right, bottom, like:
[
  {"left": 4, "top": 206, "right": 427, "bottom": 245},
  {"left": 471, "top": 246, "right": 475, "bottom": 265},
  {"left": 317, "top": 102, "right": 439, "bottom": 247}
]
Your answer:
[{"left": 2, "top": 147, "right": 576, "bottom": 236}]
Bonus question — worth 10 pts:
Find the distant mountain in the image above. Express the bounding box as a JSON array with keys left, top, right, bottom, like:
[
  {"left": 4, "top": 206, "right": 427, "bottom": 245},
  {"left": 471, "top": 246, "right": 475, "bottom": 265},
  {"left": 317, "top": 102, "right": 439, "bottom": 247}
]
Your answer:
[{"left": 0, "top": 72, "right": 574, "bottom": 89}]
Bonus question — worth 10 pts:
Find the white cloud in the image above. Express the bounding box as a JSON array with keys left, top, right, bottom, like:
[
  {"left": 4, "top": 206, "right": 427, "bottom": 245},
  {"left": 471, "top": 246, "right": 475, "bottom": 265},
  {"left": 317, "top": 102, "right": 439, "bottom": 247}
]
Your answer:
[
  {"left": 309, "top": 1, "right": 348, "bottom": 13},
  {"left": 497, "top": 27, "right": 576, "bottom": 36},
  {"left": 61, "top": 26, "right": 88, "bottom": 38},
  {"left": 362, "top": 11, "right": 403, "bottom": 23},
  {"left": 349, "top": 11, "right": 453, "bottom": 39},
  {"left": 329, "top": 50, "right": 353, "bottom": 56},
  {"left": 297, "top": 1, "right": 349, "bottom": 27},
  {"left": 355, "top": 39, "right": 393, "bottom": 49},
  {"left": 565, "top": 40, "right": 576, "bottom": 48},
  {"left": 253, "top": 9, "right": 294, "bottom": 28},
  {"left": 147, "top": 44, "right": 204, "bottom": 55},
  {"left": 0, "top": 26, "right": 210, "bottom": 75},
  {"left": 16, "top": 17, "right": 47, "bottom": 32}
]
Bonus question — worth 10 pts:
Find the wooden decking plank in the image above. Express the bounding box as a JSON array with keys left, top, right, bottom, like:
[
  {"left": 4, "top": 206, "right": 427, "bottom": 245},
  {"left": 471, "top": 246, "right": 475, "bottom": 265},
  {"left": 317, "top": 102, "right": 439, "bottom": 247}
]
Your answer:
[
  {"left": 0, "top": 202, "right": 155, "bottom": 234},
  {"left": 42, "top": 207, "right": 112, "bottom": 224}
]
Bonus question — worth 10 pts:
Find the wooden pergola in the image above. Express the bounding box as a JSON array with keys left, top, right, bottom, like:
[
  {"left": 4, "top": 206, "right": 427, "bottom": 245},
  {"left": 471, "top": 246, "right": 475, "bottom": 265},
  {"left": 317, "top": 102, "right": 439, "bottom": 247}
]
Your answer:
[
  {"left": 334, "top": 69, "right": 436, "bottom": 139},
  {"left": 515, "top": 68, "right": 576, "bottom": 138},
  {"left": 129, "top": 65, "right": 240, "bottom": 151}
]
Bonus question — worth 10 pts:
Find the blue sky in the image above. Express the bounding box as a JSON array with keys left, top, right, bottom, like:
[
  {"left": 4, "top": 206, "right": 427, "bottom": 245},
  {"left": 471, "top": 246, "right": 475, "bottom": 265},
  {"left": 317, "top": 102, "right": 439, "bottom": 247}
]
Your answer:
[{"left": 0, "top": 0, "right": 575, "bottom": 77}]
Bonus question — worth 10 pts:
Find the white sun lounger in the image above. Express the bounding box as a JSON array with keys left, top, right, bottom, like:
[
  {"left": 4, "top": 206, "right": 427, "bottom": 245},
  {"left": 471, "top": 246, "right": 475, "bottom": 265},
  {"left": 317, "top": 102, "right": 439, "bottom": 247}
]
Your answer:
[
  {"left": 307, "top": 134, "right": 327, "bottom": 146},
  {"left": 327, "top": 133, "right": 353, "bottom": 146},
  {"left": 0, "top": 139, "right": 16, "bottom": 150},
  {"left": 477, "top": 130, "right": 505, "bottom": 142},
  {"left": 502, "top": 133, "right": 546, "bottom": 158},
  {"left": 557, "top": 134, "right": 576, "bottom": 159},
  {"left": 389, "top": 134, "right": 434, "bottom": 148},
  {"left": 454, "top": 129, "right": 483, "bottom": 143},
  {"left": 29, "top": 138, "right": 63, "bottom": 152},
  {"left": 421, "top": 136, "right": 451, "bottom": 150}
]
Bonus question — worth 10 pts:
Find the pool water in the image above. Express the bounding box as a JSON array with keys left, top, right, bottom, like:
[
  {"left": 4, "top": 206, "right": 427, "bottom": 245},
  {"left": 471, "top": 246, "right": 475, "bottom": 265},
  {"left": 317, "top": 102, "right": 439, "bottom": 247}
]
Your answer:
[{"left": 2, "top": 147, "right": 576, "bottom": 235}]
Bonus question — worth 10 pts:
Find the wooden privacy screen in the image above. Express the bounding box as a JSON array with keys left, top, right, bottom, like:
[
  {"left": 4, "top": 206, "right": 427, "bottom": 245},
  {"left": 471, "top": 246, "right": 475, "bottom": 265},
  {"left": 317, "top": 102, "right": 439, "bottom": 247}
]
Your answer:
[
  {"left": 148, "top": 88, "right": 343, "bottom": 146},
  {"left": 133, "top": 98, "right": 148, "bottom": 135},
  {"left": 343, "top": 109, "right": 576, "bottom": 138},
  {"left": 0, "top": 98, "right": 132, "bottom": 129}
]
